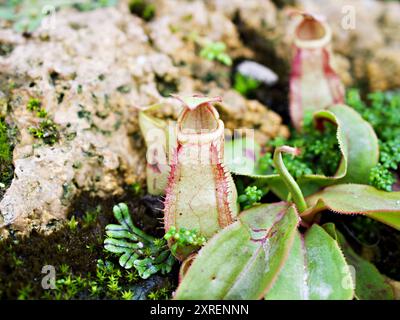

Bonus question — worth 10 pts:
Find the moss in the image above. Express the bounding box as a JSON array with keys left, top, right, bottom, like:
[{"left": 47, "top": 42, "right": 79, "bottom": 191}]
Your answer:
[
  {"left": 129, "top": 0, "right": 156, "bottom": 22},
  {"left": 155, "top": 75, "right": 179, "bottom": 98},
  {"left": 28, "top": 118, "right": 59, "bottom": 145},
  {"left": 0, "top": 118, "right": 14, "bottom": 198},
  {"left": 26, "top": 98, "right": 41, "bottom": 112},
  {"left": 0, "top": 190, "right": 176, "bottom": 299},
  {"left": 0, "top": 42, "right": 14, "bottom": 57},
  {"left": 26, "top": 98, "right": 59, "bottom": 145}
]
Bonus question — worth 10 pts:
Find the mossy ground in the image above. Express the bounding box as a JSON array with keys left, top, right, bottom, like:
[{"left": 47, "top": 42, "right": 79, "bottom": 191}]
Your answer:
[{"left": 0, "top": 188, "right": 177, "bottom": 300}]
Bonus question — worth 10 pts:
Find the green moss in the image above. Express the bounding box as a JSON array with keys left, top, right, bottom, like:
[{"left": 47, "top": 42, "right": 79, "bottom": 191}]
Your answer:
[
  {"left": 28, "top": 118, "right": 59, "bottom": 145},
  {"left": 164, "top": 226, "right": 206, "bottom": 257},
  {"left": 0, "top": 118, "right": 14, "bottom": 196},
  {"left": 155, "top": 75, "right": 179, "bottom": 98},
  {"left": 147, "top": 286, "right": 172, "bottom": 300},
  {"left": 347, "top": 89, "right": 400, "bottom": 191},
  {"left": 26, "top": 98, "right": 59, "bottom": 145},
  {"left": 199, "top": 41, "right": 232, "bottom": 66},
  {"left": 233, "top": 73, "right": 261, "bottom": 97},
  {"left": 238, "top": 185, "right": 265, "bottom": 210},
  {"left": 129, "top": 0, "right": 156, "bottom": 22},
  {"left": 26, "top": 98, "right": 41, "bottom": 112},
  {"left": 0, "top": 191, "right": 176, "bottom": 300},
  {"left": 258, "top": 120, "right": 340, "bottom": 179}
]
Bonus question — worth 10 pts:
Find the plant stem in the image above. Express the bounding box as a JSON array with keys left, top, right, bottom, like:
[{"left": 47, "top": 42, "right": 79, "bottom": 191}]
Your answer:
[{"left": 273, "top": 146, "right": 307, "bottom": 213}]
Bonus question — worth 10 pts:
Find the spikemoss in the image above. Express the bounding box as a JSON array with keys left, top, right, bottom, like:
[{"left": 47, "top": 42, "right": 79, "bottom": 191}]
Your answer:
[{"left": 0, "top": 191, "right": 175, "bottom": 300}]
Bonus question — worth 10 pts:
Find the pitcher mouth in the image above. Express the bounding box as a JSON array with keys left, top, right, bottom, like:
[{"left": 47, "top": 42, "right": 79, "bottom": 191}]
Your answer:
[
  {"left": 179, "top": 104, "right": 220, "bottom": 134},
  {"left": 177, "top": 105, "right": 224, "bottom": 144},
  {"left": 294, "top": 14, "right": 331, "bottom": 49}
]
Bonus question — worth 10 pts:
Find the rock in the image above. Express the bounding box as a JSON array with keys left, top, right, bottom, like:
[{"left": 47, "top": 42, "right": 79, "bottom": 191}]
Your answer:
[
  {"left": 214, "top": 89, "right": 289, "bottom": 145},
  {"left": 237, "top": 60, "right": 279, "bottom": 86},
  {"left": 0, "top": 7, "right": 151, "bottom": 233},
  {"left": 0, "top": 1, "right": 288, "bottom": 235},
  {"left": 364, "top": 48, "right": 400, "bottom": 92}
]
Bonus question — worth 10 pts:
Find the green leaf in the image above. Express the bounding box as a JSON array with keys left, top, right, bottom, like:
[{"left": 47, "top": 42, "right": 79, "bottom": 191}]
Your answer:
[
  {"left": 105, "top": 224, "right": 138, "bottom": 241},
  {"left": 296, "top": 104, "right": 379, "bottom": 195},
  {"left": 113, "top": 203, "right": 135, "bottom": 232},
  {"left": 307, "top": 104, "right": 379, "bottom": 184},
  {"left": 134, "top": 258, "right": 159, "bottom": 279},
  {"left": 227, "top": 105, "right": 379, "bottom": 199},
  {"left": 265, "top": 225, "right": 354, "bottom": 300},
  {"left": 119, "top": 252, "right": 138, "bottom": 269},
  {"left": 323, "top": 223, "right": 394, "bottom": 300},
  {"left": 104, "top": 238, "right": 141, "bottom": 253},
  {"left": 304, "top": 184, "right": 400, "bottom": 230},
  {"left": 174, "top": 203, "right": 299, "bottom": 300},
  {"left": 104, "top": 202, "right": 175, "bottom": 278},
  {"left": 224, "top": 136, "right": 261, "bottom": 176}
]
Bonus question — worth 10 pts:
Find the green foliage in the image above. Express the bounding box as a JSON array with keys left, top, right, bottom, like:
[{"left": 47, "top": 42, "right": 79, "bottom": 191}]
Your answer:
[
  {"left": 148, "top": 287, "right": 170, "bottom": 300},
  {"left": 17, "top": 285, "right": 33, "bottom": 300},
  {"left": 67, "top": 216, "right": 79, "bottom": 231},
  {"left": 258, "top": 120, "right": 340, "bottom": 179},
  {"left": 266, "top": 225, "right": 354, "bottom": 300},
  {"left": 177, "top": 135, "right": 400, "bottom": 299},
  {"left": 0, "top": 0, "right": 118, "bottom": 33},
  {"left": 347, "top": 89, "right": 400, "bottom": 191},
  {"left": 121, "top": 289, "right": 134, "bottom": 300},
  {"left": 347, "top": 89, "right": 400, "bottom": 143},
  {"left": 28, "top": 118, "right": 59, "bottom": 145},
  {"left": 331, "top": 225, "right": 395, "bottom": 300},
  {"left": 233, "top": 73, "right": 260, "bottom": 96},
  {"left": 369, "top": 164, "right": 395, "bottom": 192},
  {"left": 44, "top": 259, "right": 140, "bottom": 300},
  {"left": 129, "top": 0, "right": 155, "bottom": 21},
  {"left": 26, "top": 98, "right": 59, "bottom": 145},
  {"left": 104, "top": 203, "right": 176, "bottom": 279},
  {"left": 82, "top": 205, "right": 101, "bottom": 227},
  {"left": 0, "top": 119, "right": 13, "bottom": 188},
  {"left": 36, "top": 108, "right": 48, "bottom": 118},
  {"left": 164, "top": 226, "right": 206, "bottom": 256},
  {"left": 26, "top": 98, "right": 41, "bottom": 111},
  {"left": 200, "top": 41, "right": 232, "bottom": 66},
  {"left": 130, "top": 182, "right": 143, "bottom": 196},
  {"left": 238, "top": 186, "right": 264, "bottom": 210},
  {"left": 175, "top": 204, "right": 301, "bottom": 299}
]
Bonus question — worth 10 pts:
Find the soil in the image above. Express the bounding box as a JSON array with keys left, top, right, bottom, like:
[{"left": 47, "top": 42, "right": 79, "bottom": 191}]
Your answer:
[{"left": 0, "top": 187, "right": 177, "bottom": 299}]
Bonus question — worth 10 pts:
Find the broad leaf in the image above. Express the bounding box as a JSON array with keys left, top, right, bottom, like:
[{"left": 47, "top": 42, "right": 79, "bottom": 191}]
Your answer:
[
  {"left": 174, "top": 203, "right": 299, "bottom": 300},
  {"left": 303, "top": 104, "right": 379, "bottom": 186},
  {"left": 265, "top": 225, "right": 354, "bottom": 300},
  {"left": 224, "top": 137, "right": 287, "bottom": 199},
  {"left": 323, "top": 223, "right": 394, "bottom": 300},
  {"left": 304, "top": 184, "right": 400, "bottom": 230},
  {"left": 138, "top": 106, "right": 172, "bottom": 195},
  {"left": 226, "top": 105, "right": 379, "bottom": 199}
]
